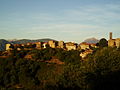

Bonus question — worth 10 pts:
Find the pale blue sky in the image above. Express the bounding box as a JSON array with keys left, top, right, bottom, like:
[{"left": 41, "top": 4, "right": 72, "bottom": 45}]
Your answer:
[{"left": 0, "top": 0, "right": 120, "bottom": 43}]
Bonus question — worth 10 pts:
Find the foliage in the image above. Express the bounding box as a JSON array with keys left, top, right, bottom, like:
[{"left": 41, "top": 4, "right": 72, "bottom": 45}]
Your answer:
[
  {"left": 0, "top": 47, "right": 120, "bottom": 89},
  {"left": 84, "top": 47, "right": 120, "bottom": 90},
  {"left": 58, "top": 63, "right": 87, "bottom": 90},
  {"left": 98, "top": 38, "right": 108, "bottom": 48},
  {"left": 30, "top": 48, "right": 81, "bottom": 64}
]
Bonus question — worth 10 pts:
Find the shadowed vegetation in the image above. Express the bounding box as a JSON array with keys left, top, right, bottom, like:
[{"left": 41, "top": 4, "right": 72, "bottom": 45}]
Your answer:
[{"left": 0, "top": 47, "right": 120, "bottom": 89}]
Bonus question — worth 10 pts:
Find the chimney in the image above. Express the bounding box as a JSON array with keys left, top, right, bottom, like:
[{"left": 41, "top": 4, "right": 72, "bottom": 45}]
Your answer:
[{"left": 110, "top": 32, "right": 112, "bottom": 40}]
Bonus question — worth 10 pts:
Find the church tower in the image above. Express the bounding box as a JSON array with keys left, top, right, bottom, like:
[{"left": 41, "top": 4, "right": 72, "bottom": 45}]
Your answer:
[{"left": 110, "top": 32, "right": 112, "bottom": 40}]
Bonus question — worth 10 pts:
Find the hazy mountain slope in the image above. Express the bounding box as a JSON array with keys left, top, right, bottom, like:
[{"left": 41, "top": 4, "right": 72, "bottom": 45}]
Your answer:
[
  {"left": 84, "top": 38, "right": 99, "bottom": 44},
  {"left": 10, "top": 38, "right": 57, "bottom": 44}
]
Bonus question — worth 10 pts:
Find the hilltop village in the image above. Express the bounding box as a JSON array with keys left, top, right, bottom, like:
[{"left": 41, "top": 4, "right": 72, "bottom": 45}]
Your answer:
[
  {"left": 4, "top": 32, "right": 120, "bottom": 58},
  {"left": 6, "top": 40, "right": 97, "bottom": 58},
  {"left": 108, "top": 32, "right": 120, "bottom": 48},
  {"left": 0, "top": 32, "right": 120, "bottom": 90}
]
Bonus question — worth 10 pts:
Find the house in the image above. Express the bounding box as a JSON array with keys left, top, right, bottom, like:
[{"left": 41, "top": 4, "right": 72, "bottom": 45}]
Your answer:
[
  {"left": 65, "top": 42, "right": 77, "bottom": 50},
  {"left": 108, "top": 32, "right": 120, "bottom": 48},
  {"left": 35, "top": 42, "right": 42, "bottom": 49},
  {"left": 115, "top": 38, "right": 120, "bottom": 48},
  {"left": 48, "top": 40, "right": 56, "bottom": 48},
  {"left": 43, "top": 42, "right": 48, "bottom": 48},
  {"left": 80, "top": 42, "right": 90, "bottom": 50},
  {"left": 80, "top": 49, "right": 93, "bottom": 58},
  {"left": 90, "top": 43, "right": 97, "bottom": 48},
  {"left": 58, "top": 41, "right": 64, "bottom": 48},
  {"left": 6, "top": 44, "right": 12, "bottom": 51}
]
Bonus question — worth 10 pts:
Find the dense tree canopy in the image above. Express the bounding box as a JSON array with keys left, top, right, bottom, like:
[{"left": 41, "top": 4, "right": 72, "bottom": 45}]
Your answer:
[
  {"left": 0, "top": 47, "right": 120, "bottom": 89},
  {"left": 98, "top": 38, "right": 108, "bottom": 48}
]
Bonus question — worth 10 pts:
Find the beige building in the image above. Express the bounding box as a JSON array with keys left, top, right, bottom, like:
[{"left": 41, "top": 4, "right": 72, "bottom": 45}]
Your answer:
[
  {"left": 35, "top": 42, "right": 42, "bottom": 49},
  {"left": 90, "top": 43, "right": 97, "bottom": 48},
  {"left": 65, "top": 42, "right": 77, "bottom": 50},
  {"left": 80, "top": 49, "right": 93, "bottom": 58},
  {"left": 43, "top": 42, "right": 48, "bottom": 48},
  {"left": 80, "top": 42, "right": 90, "bottom": 50},
  {"left": 108, "top": 32, "right": 120, "bottom": 48},
  {"left": 48, "top": 40, "right": 56, "bottom": 48},
  {"left": 108, "top": 39, "right": 116, "bottom": 47},
  {"left": 115, "top": 38, "right": 120, "bottom": 48},
  {"left": 58, "top": 41, "right": 64, "bottom": 48},
  {"left": 6, "top": 44, "right": 12, "bottom": 51}
]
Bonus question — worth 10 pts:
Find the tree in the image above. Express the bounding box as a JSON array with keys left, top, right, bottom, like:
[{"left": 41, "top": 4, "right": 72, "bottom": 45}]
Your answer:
[
  {"left": 58, "top": 63, "right": 87, "bottom": 90},
  {"left": 66, "top": 50, "right": 81, "bottom": 64},
  {"left": 85, "top": 47, "right": 120, "bottom": 90},
  {"left": 98, "top": 38, "right": 108, "bottom": 48}
]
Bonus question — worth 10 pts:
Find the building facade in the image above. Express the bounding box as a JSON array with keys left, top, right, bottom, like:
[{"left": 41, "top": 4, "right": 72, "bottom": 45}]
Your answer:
[
  {"left": 65, "top": 42, "right": 77, "bottom": 50},
  {"left": 80, "top": 42, "right": 90, "bottom": 50},
  {"left": 58, "top": 41, "right": 64, "bottom": 48},
  {"left": 108, "top": 32, "right": 120, "bottom": 48},
  {"left": 48, "top": 40, "right": 56, "bottom": 48},
  {"left": 35, "top": 42, "right": 42, "bottom": 49},
  {"left": 6, "top": 44, "right": 11, "bottom": 51}
]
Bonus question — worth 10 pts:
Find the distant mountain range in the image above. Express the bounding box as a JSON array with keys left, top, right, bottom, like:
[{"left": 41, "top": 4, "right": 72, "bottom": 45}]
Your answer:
[
  {"left": 0, "top": 38, "right": 56, "bottom": 51},
  {"left": 84, "top": 38, "right": 99, "bottom": 44},
  {"left": 0, "top": 38, "right": 99, "bottom": 51},
  {"left": 10, "top": 38, "right": 57, "bottom": 44}
]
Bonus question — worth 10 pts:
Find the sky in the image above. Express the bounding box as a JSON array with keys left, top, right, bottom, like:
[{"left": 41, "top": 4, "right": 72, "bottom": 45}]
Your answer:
[{"left": 0, "top": 0, "right": 120, "bottom": 43}]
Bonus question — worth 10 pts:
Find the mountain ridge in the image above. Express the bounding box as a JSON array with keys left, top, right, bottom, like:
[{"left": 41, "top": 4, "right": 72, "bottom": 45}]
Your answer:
[
  {"left": 84, "top": 37, "right": 99, "bottom": 44},
  {"left": 0, "top": 38, "right": 56, "bottom": 51}
]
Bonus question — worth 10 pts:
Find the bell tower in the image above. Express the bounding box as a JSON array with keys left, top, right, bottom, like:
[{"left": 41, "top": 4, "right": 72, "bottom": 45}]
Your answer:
[{"left": 110, "top": 32, "right": 112, "bottom": 40}]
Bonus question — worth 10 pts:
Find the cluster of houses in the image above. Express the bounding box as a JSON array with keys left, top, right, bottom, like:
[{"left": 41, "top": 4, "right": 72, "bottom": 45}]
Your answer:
[
  {"left": 6, "top": 41, "right": 97, "bottom": 51},
  {"left": 108, "top": 32, "right": 120, "bottom": 48},
  {"left": 5, "top": 32, "right": 120, "bottom": 58},
  {"left": 6, "top": 40, "right": 98, "bottom": 58}
]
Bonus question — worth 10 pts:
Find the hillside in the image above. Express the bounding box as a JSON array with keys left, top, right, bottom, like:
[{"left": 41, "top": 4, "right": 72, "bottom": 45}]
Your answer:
[{"left": 0, "top": 47, "right": 120, "bottom": 89}]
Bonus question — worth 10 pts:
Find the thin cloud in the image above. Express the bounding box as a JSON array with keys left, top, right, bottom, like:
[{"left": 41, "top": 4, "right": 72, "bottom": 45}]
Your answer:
[
  {"left": 27, "top": 24, "right": 100, "bottom": 34},
  {"left": 62, "top": 3, "right": 120, "bottom": 25}
]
